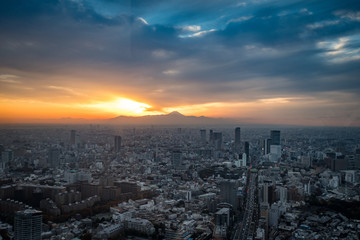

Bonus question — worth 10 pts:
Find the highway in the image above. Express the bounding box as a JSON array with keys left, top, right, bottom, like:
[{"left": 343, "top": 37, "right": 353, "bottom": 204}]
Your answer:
[{"left": 233, "top": 172, "right": 257, "bottom": 240}]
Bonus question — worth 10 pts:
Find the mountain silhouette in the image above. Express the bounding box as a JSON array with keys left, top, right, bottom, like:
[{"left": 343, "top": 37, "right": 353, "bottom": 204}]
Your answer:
[{"left": 106, "top": 111, "right": 232, "bottom": 125}]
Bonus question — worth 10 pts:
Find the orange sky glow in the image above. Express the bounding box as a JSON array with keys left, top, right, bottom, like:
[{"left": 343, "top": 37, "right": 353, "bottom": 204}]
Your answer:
[
  {"left": 0, "top": 68, "right": 359, "bottom": 126},
  {"left": 1, "top": 86, "right": 359, "bottom": 126}
]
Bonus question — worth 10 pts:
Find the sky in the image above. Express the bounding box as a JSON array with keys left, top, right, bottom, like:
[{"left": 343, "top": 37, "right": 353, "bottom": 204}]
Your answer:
[{"left": 1, "top": 0, "right": 360, "bottom": 126}]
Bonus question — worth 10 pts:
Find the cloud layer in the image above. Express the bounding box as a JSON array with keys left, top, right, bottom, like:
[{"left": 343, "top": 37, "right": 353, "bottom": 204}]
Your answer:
[{"left": 0, "top": 0, "right": 360, "bottom": 125}]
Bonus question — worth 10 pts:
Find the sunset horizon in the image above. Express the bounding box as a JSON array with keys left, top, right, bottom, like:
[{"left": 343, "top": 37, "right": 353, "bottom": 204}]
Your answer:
[{"left": 1, "top": 109, "right": 359, "bottom": 127}]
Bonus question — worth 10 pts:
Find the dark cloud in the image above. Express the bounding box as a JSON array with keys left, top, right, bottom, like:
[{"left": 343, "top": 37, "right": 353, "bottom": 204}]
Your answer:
[{"left": 0, "top": 0, "right": 360, "bottom": 111}]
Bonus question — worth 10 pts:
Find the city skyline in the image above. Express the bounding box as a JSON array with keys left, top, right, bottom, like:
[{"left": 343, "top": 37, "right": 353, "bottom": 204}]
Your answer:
[
  {"left": 1, "top": 0, "right": 360, "bottom": 126},
  {"left": 1, "top": 124, "right": 359, "bottom": 240}
]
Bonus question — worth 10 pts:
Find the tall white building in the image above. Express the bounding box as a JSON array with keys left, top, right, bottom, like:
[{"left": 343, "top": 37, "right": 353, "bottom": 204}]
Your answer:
[{"left": 242, "top": 153, "right": 247, "bottom": 167}]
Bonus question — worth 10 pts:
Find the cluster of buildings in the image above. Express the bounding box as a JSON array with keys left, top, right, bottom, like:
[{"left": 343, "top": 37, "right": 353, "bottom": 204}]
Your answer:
[{"left": 0, "top": 125, "right": 359, "bottom": 240}]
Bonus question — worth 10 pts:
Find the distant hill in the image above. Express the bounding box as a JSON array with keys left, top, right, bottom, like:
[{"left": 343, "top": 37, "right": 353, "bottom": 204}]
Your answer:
[
  {"left": 105, "top": 111, "right": 234, "bottom": 125},
  {"left": 6, "top": 112, "right": 303, "bottom": 127}
]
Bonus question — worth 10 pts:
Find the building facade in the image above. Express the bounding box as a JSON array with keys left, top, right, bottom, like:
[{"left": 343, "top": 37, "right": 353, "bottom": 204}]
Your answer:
[{"left": 14, "top": 209, "right": 42, "bottom": 240}]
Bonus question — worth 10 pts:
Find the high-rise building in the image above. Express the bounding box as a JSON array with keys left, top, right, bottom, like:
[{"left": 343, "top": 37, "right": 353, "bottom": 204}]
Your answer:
[
  {"left": 215, "top": 208, "right": 230, "bottom": 227},
  {"left": 114, "top": 136, "right": 122, "bottom": 152},
  {"left": 200, "top": 129, "right": 206, "bottom": 143},
  {"left": 263, "top": 139, "right": 271, "bottom": 155},
  {"left": 244, "top": 141, "right": 249, "bottom": 158},
  {"left": 346, "top": 155, "right": 360, "bottom": 170},
  {"left": 171, "top": 150, "right": 182, "bottom": 169},
  {"left": 262, "top": 183, "right": 269, "bottom": 204},
  {"left": 154, "top": 143, "right": 159, "bottom": 162},
  {"left": 234, "top": 127, "right": 241, "bottom": 153},
  {"left": 219, "top": 180, "right": 239, "bottom": 210},
  {"left": 48, "top": 148, "right": 60, "bottom": 168},
  {"left": 75, "top": 134, "right": 80, "bottom": 147},
  {"left": 242, "top": 153, "right": 247, "bottom": 167},
  {"left": 278, "top": 186, "right": 288, "bottom": 203},
  {"left": 1, "top": 150, "right": 13, "bottom": 162},
  {"left": 1, "top": 150, "right": 13, "bottom": 170},
  {"left": 14, "top": 209, "right": 42, "bottom": 240},
  {"left": 270, "top": 130, "right": 280, "bottom": 146},
  {"left": 209, "top": 129, "right": 214, "bottom": 143},
  {"left": 270, "top": 145, "right": 281, "bottom": 162},
  {"left": 213, "top": 132, "right": 223, "bottom": 150},
  {"left": 70, "top": 130, "right": 76, "bottom": 145},
  {"left": 269, "top": 203, "right": 281, "bottom": 227},
  {"left": 215, "top": 208, "right": 231, "bottom": 238},
  {"left": 0, "top": 144, "right": 4, "bottom": 153}
]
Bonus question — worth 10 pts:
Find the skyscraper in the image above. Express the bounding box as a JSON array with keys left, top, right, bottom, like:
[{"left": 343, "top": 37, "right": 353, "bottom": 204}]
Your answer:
[
  {"left": 270, "top": 130, "right": 281, "bottom": 162},
  {"left": 241, "top": 153, "right": 247, "bottom": 167},
  {"left": 14, "top": 209, "right": 42, "bottom": 240},
  {"left": 48, "top": 148, "right": 60, "bottom": 168},
  {"left": 278, "top": 186, "right": 287, "bottom": 203},
  {"left": 270, "top": 130, "right": 281, "bottom": 145},
  {"left": 234, "top": 127, "right": 241, "bottom": 153},
  {"left": 209, "top": 129, "right": 214, "bottom": 143},
  {"left": 213, "top": 132, "right": 223, "bottom": 150},
  {"left": 244, "top": 141, "right": 249, "bottom": 158},
  {"left": 171, "top": 150, "right": 182, "bottom": 169},
  {"left": 219, "top": 180, "right": 240, "bottom": 210},
  {"left": 70, "top": 130, "right": 76, "bottom": 145},
  {"left": 114, "top": 136, "right": 122, "bottom": 152},
  {"left": 1, "top": 150, "right": 13, "bottom": 170},
  {"left": 263, "top": 138, "right": 271, "bottom": 155},
  {"left": 200, "top": 129, "right": 206, "bottom": 143},
  {"left": 262, "top": 183, "right": 269, "bottom": 204}
]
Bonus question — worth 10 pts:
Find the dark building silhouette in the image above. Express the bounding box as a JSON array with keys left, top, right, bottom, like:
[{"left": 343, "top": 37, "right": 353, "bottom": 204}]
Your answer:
[
  {"left": 200, "top": 129, "right": 206, "bottom": 143},
  {"left": 234, "top": 127, "right": 241, "bottom": 153},
  {"left": 244, "top": 141, "right": 249, "bottom": 159},
  {"left": 219, "top": 180, "right": 239, "bottom": 210},
  {"left": 114, "top": 136, "right": 122, "bottom": 152},
  {"left": 270, "top": 130, "right": 280, "bottom": 145},
  {"left": 213, "top": 132, "right": 223, "bottom": 150},
  {"left": 171, "top": 150, "right": 182, "bottom": 169},
  {"left": 268, "top": 185, "right": 276, "bottom": 205},
  {"left": 70, "top": 130, "right": 76, "bottom": 145},
  {"left": 327, "top": 158, "right": 347, "bottom": 171},
  {"left": 48, "top": 148, "right": 60, "bottom": 168},
  {"left": 1, "top": 150, "right": 13, "bottom": 170}
]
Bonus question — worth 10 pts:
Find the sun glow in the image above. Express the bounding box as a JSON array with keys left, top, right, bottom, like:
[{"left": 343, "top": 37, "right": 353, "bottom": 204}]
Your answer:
[
  {"left": 115, "top": 98, "right": 151, "bottom": 115},
  {"left": 81, "top": 98, "right": 154, "bottom": 116}
]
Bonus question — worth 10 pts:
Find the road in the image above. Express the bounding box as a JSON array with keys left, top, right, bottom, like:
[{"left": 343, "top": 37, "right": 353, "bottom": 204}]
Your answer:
[{"left": 233, "top": 172, "right": 257, "bottom": 240}]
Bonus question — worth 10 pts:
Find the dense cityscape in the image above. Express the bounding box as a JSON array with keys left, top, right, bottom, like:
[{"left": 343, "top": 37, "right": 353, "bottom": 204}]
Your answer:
[{"left": 0, "top": 124, "right": 359, "bottom": 240}]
